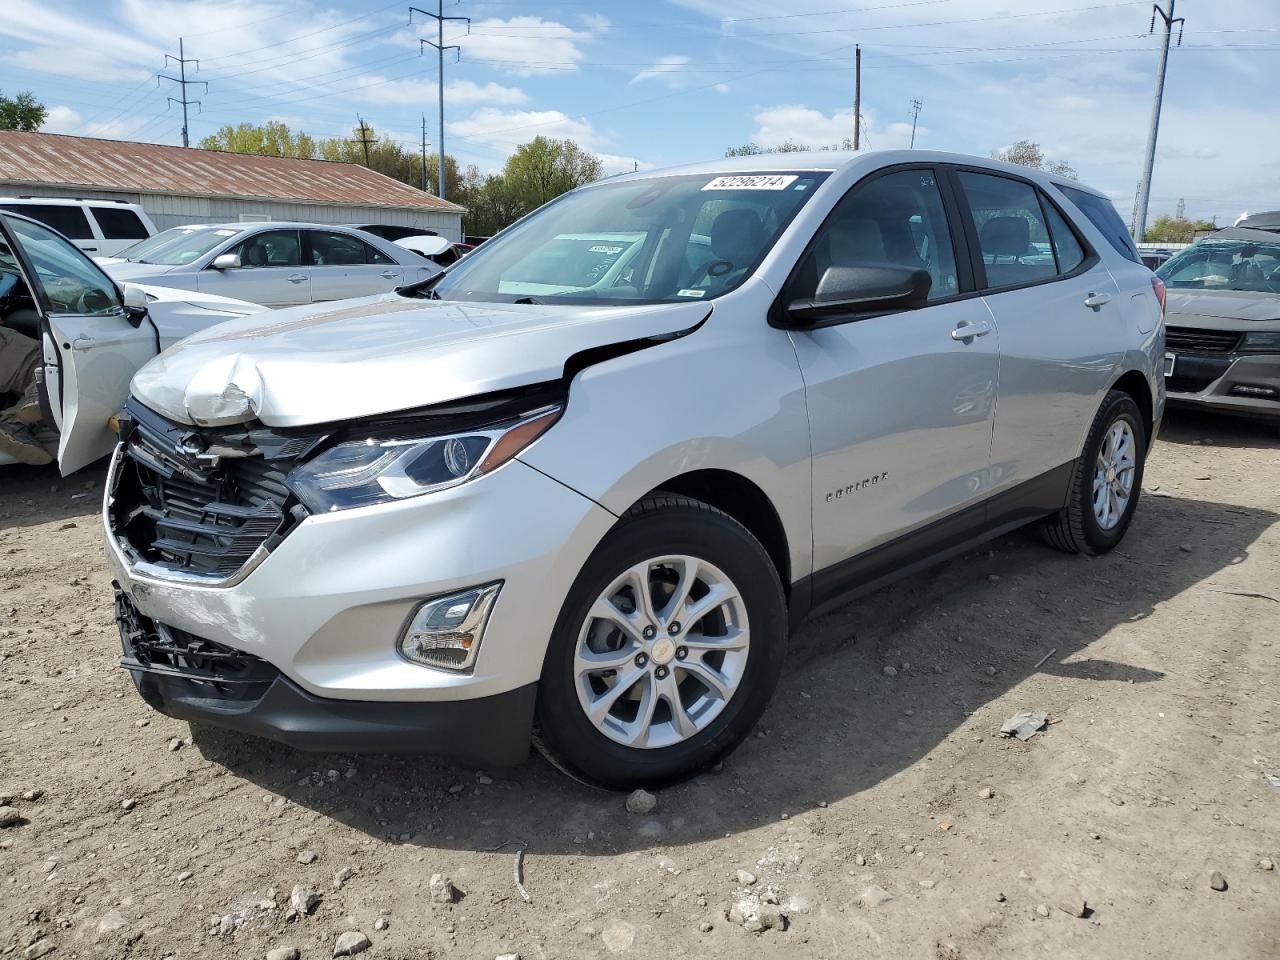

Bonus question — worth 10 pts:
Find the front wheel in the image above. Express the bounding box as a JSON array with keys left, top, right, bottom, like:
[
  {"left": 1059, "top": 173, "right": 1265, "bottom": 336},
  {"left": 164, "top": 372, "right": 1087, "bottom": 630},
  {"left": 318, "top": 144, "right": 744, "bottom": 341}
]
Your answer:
[
  {"left": 1040, "top": 389, "right": 1147, "bottom": 555},
  {"left": 533, "top": 494, "right": 787, "bottom": 790}
]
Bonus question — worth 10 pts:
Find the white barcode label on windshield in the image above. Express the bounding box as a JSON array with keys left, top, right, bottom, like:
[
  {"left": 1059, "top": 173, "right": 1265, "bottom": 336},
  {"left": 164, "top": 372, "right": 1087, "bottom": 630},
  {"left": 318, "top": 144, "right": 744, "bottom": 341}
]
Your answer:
[{"left": 702, "top": 174, "right": 798, "bottom": 191}]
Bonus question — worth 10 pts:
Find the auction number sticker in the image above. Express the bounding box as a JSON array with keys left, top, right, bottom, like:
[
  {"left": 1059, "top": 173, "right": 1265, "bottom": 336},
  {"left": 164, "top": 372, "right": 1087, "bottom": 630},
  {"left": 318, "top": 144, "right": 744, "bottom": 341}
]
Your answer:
[{"left": 702, "top": 174, "right": 798, "bottom": 191}]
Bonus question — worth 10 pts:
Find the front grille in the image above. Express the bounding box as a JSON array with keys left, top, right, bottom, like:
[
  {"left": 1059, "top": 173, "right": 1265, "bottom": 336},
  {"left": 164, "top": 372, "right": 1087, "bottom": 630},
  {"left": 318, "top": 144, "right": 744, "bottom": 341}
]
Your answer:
[
  {"left": 116, "top": 587, "right": 278, "bottom": 701},
  {"left": 109, "top": 401, "right": 322, "bottom": 580},
  {"left": 1165, "top": 327, "right": 1242, "bottom": 353}
]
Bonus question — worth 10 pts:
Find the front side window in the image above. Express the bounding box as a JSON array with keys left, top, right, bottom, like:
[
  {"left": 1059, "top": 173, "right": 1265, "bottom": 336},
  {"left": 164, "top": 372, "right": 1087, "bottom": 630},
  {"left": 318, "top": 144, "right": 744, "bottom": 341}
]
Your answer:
[
  {"left": 789, "top": 168, "right": 960, "bottom": 304},
  {"left": 959, "top": 172, "right": 1057, "bottom": 288},
  {"left": 427, "top": 171, "right": 829, "bottom": 305},
  {"left": 232, "top": 230, "right": 301, "bottom": 268},
  {"left": 1156, "top": 237, "right": 1280, "bottom": 293},
  {"left": 6, "top": 215, "right": 122, "bottom": 316},
  {"left": 0, "top": 204, "right": 94, "bottom": 240},
  {"left": 92, "top": 207, "right": 149, "bottom": 240}
]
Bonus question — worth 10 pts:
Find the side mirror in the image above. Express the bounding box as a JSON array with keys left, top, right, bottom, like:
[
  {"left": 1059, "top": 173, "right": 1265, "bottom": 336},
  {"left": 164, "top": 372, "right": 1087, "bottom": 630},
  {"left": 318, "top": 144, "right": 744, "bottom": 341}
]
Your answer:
[
  {"left": 121, "top": 282, "right": 149, "bottom": 328},
  {"left": 212, "top": 253, "right": 241, "bottom": 270},
  {"left": 785, "top": 264, "right": 932, "bottom": 325}
]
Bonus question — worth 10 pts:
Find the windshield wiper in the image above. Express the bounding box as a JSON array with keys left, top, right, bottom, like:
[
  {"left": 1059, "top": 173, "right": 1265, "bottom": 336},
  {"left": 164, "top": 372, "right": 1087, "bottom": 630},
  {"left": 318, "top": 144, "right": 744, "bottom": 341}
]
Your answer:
[
  {"left": 397, "top": 271, "right": 446, "bottom": 300},
  {"left": 513, "top": 295, "right": 540, "bottom": 304}
]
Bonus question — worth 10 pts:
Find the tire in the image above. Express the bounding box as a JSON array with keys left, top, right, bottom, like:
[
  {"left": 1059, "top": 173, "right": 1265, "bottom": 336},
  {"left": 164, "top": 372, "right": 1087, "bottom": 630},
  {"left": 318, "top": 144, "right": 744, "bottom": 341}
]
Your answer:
[
  {"left": 533, "top": 494, "right": 787, "bottom": 790},
  {"left": 1040, "top": 389, "right": 1147, "bottom": 555}
]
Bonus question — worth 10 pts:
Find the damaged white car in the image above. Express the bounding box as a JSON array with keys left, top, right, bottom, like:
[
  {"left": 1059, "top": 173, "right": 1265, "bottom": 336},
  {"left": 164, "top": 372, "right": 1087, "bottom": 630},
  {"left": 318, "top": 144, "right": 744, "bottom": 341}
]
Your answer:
[{"left": 0, "top": 211, "right": 266, "bottom": 471}]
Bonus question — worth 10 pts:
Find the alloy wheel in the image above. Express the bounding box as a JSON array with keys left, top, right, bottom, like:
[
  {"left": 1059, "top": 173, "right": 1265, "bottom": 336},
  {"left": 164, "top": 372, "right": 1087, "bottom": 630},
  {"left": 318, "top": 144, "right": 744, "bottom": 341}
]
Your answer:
[{"left": 1092, "top": 419, "right": 1136, "bottom": 531}]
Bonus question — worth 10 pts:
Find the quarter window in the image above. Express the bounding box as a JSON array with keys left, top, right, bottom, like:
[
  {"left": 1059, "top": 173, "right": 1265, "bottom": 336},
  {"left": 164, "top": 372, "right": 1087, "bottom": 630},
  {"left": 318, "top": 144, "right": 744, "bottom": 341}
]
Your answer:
[
  {"left": 1058, "top": 185, "right": 1140, "bottom": 264},
  {"left": 791, "top": 168, "right": 960, "bottom": 304},
  {"left": 1044, "top": 202, "right": 1086, "bottom": 274},
  {"left": 958, "top": 172, "right": 1057, "bottom": 289},
  {"left": 91, "top": 207, "right": 149, "bottom": 240},
  {"left": 231, "top": 230, "right": 301, "bottom": 268}
]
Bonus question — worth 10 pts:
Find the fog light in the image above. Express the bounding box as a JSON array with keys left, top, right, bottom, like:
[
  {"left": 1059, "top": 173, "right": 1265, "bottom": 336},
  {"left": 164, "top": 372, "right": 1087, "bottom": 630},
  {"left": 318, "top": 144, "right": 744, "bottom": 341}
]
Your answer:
[{"left": 398, "top": 582, "right": 502, "bottom": 671}]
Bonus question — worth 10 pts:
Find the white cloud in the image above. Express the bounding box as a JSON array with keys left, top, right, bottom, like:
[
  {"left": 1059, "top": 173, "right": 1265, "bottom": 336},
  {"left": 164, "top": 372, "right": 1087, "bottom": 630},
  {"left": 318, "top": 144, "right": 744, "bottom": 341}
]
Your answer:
[
  {"left": 444, "top": 17, "right": 601, "bottom": 77},
  {"left": 363, "top": 79, "right": 528, "bottom": 108},
  {"left": 632, "top": 55, "right": 692, "bottom": 87},
  {"left": 748, "top": 105, "right": 923, "bottom": 151},
  {"left": 714, "top": 83, "right": 731, "bottom": 94},
  {"left": 595, "top": 153, "right": 655, "bottom": 176},
  {"left": 42, "top": 106, "right": 81, "bottom": 135},
  {"left": 448, "top": 107, "right": 598, "bottom": 150}
]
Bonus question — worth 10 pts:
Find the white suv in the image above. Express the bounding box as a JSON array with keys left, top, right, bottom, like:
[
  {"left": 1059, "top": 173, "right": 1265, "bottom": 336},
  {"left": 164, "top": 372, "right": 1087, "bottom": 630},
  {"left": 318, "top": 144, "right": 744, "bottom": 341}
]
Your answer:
[
  {"left": 0, "top": 197, "right": 155, "bottom": 257},
  {"left": 102, "top": 151, "right": 1165, "bottom": 788}
]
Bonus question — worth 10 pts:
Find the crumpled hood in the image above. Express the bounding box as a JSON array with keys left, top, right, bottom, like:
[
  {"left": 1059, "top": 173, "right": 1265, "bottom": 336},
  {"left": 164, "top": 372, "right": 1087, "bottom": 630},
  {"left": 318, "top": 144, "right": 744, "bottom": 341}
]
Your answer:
[
  {"left": 131, "top": 293, "right": 710, "bottom": 427},
  {"left": 1165, "top": 289, "right": 1280, "bottom": 323}
]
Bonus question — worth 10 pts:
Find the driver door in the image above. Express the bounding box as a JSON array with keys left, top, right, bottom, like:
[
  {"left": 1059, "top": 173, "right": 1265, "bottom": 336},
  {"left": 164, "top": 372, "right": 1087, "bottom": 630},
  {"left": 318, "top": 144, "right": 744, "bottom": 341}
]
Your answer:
[{"left": 4, "top": 214, "right": 156, "bottom": 474}]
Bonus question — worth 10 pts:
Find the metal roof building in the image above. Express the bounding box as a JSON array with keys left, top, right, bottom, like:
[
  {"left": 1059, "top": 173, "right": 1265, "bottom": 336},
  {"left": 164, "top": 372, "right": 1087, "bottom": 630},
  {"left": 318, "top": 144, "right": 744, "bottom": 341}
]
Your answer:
[{"left": 0, "top": 131, "right": 464, "bottom": 239}]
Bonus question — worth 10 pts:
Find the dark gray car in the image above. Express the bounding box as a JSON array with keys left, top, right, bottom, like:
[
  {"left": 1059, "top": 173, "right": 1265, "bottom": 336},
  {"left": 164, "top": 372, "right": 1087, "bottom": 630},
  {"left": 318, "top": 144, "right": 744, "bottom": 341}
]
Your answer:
[{"left": 1157, "top": 227, "right": 1280, "bottom": 431}]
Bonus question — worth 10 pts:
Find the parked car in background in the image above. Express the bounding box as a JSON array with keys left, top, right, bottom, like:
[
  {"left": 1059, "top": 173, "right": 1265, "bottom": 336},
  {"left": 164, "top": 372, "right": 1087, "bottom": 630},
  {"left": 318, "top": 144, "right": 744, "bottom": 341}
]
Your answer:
[
  {"left": 1156, "top": 226, "right": 1280, "bottom": 432},
  {"left": 352, "top": 223, "right": 440, "bottom": 242},
  {"left": 0, "top": 211, "right": 266, "bottom": 472},
  {"left": 1234, "top": 210, "right": 1280, "bottom": 233},
  {"left": 394, "top": 234, "right": 464, "bottom": 267},
  {"left": 0, "top": 197, "right": 156, "bottom": 257},
  {"left": 93, "top": 225, "right": 203, "bottom": 266},
  {"left": 104, "top": 151, "right": 1163, "bottom": 788},
  {"left": 100, "top": 222, "right": 440, "bottom": 307},
  {"left": 1141, "top": 248, "right": 1174, "bottom": 271}
]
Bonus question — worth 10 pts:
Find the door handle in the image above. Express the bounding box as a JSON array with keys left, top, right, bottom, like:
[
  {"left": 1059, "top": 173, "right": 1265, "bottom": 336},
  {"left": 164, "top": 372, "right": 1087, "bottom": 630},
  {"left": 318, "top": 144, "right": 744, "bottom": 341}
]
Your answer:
[
  {"left": 287, "top": 274, "right": 308, "bottom": 283},
  {"left": 950, "top": 319, "right": 992, "bottom": 342},
  {"left": 380, "top": 270, "right": 398, "bottom": 279},
  {"left": 71, "top": 336, "right": 96, "bottom": 351},
  {"left": 82, "top": 246, "right": 98, "bottom": 252},
  {"left": 1084, "top": 291, "right": 1112, "bottom": 309}
]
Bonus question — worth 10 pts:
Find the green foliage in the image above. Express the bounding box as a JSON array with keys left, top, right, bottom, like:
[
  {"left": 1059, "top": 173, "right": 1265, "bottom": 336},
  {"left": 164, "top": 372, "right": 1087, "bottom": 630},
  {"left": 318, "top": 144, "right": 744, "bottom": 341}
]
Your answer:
[
  {"left": 724, "top": 137, "right": 852, "bottom": 157},
  {"left": 0, "top": 90, "right": 47, "bottom": 132},
  {"left": 199, "top": 121, "right": 316, "bottom": 158},
  {"left": 1144, "top": 215, "right": 1217, "bottom": 243},
  {"left": 990, "top": 140, "right": 1078, "bottom": 181}
]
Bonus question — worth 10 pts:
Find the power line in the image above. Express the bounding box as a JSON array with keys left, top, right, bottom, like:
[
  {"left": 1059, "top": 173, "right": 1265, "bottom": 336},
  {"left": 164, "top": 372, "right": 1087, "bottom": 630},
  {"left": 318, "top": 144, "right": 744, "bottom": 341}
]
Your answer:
[
  {"left": 412, "top": 2, "right": 471, "bottom": 202},
  {"left": 158, "top": 38, "right": 206, "bottom": 148}
]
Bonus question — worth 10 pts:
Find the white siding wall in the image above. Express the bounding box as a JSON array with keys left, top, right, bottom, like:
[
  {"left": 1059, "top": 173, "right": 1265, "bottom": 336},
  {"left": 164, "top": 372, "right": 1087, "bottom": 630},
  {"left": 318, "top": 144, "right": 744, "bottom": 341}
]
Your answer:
[{"left": 0, "top": 183, "right": 462, "bottom": 239}]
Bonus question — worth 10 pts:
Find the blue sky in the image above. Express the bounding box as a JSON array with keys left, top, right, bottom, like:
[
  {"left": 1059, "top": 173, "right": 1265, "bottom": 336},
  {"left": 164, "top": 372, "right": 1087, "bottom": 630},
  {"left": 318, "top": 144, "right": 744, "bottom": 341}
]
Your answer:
[{"left": 3, "top": 0, "right": 1278, "bottom": 222}]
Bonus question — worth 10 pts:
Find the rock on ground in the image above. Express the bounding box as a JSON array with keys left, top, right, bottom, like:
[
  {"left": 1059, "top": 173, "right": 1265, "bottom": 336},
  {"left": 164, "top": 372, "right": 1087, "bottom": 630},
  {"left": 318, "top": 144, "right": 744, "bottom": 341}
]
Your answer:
[
  {"left": 266, "top": 949, "right": 300, "bottom": 960},
  {"left": 333, "top": 930, "right": 371, "bottom": 956},
  {"left": 625, "top": 789, "right": 657, "bottom": 814},
  {"left": 429, "top": 873, "right": 457, "bottom": 904}
]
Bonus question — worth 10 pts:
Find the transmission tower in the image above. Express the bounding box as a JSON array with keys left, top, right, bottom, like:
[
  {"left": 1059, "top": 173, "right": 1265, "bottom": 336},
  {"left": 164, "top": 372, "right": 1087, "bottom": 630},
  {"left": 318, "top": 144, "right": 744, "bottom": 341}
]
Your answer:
[
  {"left": 411, "top": 3, "right": 471, "bottom": 202},
  {"left": 158, "top": 38, "right": 206, "bottom": 147}
]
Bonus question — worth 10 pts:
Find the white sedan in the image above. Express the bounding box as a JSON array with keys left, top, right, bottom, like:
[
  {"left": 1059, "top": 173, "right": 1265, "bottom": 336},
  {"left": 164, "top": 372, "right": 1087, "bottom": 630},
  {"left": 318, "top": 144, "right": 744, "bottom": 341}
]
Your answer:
[
  {"left": 1, "top": 211, "right": 268, "bottom": 472},
  {"left": 102, "top": 222, "right": 441, "bottom": 308}
]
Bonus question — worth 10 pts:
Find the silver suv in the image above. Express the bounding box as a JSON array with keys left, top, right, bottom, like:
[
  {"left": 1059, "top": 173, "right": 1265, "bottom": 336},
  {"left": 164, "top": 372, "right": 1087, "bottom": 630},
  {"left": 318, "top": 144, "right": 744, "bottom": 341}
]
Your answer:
[{"left": 103, "top": 151, "right": 1165, "bottom": 789}]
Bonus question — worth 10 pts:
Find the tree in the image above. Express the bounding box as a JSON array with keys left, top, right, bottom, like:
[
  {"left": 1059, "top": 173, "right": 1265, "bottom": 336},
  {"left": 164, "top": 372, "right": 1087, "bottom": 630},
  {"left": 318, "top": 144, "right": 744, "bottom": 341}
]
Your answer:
[
  {"left": 199, "top": 121, "right": 316, "bottom": 158},
  {"left": 725, "top": 137, "right": 852, "bottom": 157},
  {"left": 503, "top": 136, "right": 603, "bottom": 211},
  {"left": 1144, "top": 215, "right": 1217, "bottom": 243},
  {"left": 991, "top": 139, "right": 1078, "bottom": 180},
  {"left": 0, "top": 90, "right": 47, "bottom": 132}
]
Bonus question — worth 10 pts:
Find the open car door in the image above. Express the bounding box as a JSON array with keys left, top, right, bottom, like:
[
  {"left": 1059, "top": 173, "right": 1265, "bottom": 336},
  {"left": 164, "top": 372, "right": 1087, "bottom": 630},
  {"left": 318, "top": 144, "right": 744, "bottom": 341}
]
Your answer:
[{"left": 4, "top": 214, "right": 157, "bottom": 474}]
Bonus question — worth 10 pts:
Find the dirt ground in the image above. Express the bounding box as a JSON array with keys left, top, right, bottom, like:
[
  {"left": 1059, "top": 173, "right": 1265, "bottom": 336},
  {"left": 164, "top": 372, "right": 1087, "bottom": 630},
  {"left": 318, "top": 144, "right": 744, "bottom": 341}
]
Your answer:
[{"left": 2, "top": 408, "right": 1279, "bottom": 960}]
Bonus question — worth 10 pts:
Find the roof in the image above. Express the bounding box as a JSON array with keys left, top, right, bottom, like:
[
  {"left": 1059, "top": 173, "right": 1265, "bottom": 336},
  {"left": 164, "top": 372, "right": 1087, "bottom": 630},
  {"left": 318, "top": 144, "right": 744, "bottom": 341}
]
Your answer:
[
  {"left": 1208, "top": 227, "right": 1280, "bottom": 243},
  {"left": 605, "top": 149, "right": 1106, "bottom": 199},
  {"left": 0, "top": 131, "right": 463, "bottom": 214},
  {"left": 1234, "top": 211, "right": 1280, "bottom": 232}
]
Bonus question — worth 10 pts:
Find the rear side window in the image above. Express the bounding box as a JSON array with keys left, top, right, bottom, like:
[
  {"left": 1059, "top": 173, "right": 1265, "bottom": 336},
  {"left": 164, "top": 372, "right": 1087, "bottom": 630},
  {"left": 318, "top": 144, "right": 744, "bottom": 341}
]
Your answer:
[
  {"left": 957, "top": 172, "right": 1056, "bottom": 288},
  {"left": 91, "top": 207, "right": 149, "bottom": 240},
  {"left": 1044, "top": 202, "right": 1086, "bottom": 274},
  {"left": 308, "top": 230, "right": 391, "bottom": 265},
  {"left": 0, "top": 204, "right": 93, "bottom": 240},
  {"left": 1058, "top": 185, "right": 1140, "bottom": 264}
]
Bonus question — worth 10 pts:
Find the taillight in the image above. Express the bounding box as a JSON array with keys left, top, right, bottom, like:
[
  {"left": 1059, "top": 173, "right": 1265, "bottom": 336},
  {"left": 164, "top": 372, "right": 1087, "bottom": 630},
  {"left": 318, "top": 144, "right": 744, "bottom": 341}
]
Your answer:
[{"left": 1150, "top": 276, "right": 1166, "bottom": 313}]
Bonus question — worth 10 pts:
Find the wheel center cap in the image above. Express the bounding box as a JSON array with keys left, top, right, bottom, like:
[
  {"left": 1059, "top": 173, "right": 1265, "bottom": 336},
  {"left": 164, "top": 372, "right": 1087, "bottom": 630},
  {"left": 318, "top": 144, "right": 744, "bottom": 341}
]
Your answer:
[{"left": 651, "top": 637, "right": 676, "bottom": 666}]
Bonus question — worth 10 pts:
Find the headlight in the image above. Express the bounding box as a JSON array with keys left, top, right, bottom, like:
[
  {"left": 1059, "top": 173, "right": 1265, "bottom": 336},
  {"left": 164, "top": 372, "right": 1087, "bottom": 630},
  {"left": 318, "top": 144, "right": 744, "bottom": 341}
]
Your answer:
[
  {"left": 287, "top": 405, "right": 561, "bottom": 512},
  {"left": 1241, "top": 331, "right": 1280, "bottom": 353}
]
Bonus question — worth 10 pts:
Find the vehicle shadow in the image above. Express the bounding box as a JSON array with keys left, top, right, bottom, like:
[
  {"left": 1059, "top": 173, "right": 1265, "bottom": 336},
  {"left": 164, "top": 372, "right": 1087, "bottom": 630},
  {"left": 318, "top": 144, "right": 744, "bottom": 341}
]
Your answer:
[
  {"left": 191, "top": 489, "right": 1277, "bottom": 856},
  {"left": 0, "top": 459, "right": 110, "bottom": 532},
  {"left": 1158, "top": 406, "right": 1280, "bottom": 449}
]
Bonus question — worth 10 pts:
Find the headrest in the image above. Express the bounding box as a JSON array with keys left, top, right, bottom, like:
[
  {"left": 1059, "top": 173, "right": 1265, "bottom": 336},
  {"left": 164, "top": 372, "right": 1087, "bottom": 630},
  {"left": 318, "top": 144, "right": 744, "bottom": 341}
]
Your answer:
[
  {"left": 710, "top": 208, "right": 763, "bottom": 264},
  {"left": 244, "top": 242, "right": 268, "bottom": 267},
  {"left": 980, "top": 216, "right": 1030, "bottom": 257},
  {"left": 828, "top": 217, "right": 886, "bottom": 264}
]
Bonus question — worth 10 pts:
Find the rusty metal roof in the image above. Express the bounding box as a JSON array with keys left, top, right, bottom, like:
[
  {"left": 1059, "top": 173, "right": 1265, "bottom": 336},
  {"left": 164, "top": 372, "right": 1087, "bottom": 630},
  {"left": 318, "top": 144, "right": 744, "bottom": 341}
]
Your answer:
[{"left": 0, "top": 131, "right": 462, "bottom": 213}]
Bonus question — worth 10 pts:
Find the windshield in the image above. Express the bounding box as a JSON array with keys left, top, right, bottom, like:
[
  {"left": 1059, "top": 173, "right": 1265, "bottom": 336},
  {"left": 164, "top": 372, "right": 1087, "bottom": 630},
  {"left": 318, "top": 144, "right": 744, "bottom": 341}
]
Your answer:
[
  {"left": 426, "top": 171, "right": 829, "bottom": 305},
  {"left": 1156, "top": 238, "right": 1280, "bottom": 293},
  {"left": 121, "top": 226, "right": 239, "bottom": 265}
]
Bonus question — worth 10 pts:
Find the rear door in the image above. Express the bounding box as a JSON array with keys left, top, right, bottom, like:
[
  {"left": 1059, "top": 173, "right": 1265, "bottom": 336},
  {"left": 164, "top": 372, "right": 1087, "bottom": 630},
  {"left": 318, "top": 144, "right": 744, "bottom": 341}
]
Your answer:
[
  {"left": 305, "top": 229, "right": 403, "bottom": 301},
  {"left": 949, "top": 168, "right": 1123, "bottom": 495},
  {"left": 196, "top": 229, "right": 309, "bottom": 307},
  {"left": 3, "top": 214, "right": 156, "bottom": 474},
  {"left": 87, "top": 205, "right": 152, "bottom": 257}
]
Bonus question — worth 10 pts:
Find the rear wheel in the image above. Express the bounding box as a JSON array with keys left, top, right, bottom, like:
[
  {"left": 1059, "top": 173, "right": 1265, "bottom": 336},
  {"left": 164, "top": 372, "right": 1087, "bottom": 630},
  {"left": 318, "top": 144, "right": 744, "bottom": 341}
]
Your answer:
[
  {"left": 1040, "top": 389, "right": 1147, "bottom": 555},
  {"left": 533, "top": 494, "right": 787, "bottom": 790}
]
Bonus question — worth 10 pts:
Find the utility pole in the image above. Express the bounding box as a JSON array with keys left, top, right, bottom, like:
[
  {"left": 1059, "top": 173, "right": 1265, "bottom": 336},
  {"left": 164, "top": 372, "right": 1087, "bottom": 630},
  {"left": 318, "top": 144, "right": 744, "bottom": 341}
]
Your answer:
[
  {"left": 412, "top": 3, "right": 470, "bottom": 202},
  {"left": 1175, "top": 197, "right": 1185, "bottom": 219},
  {"left": 352, "top": 116, "right": 375, "bottom": 165},
  {"left": 1133, "top": 0, "right": 1184, "bottom": 242},
  {"left": 420, "top": 113, "right": 430, "bottom": 193},
  {"left": 909, "top": 98, "right": 923, "bottom": 148},
  {"left": 853, "top": 45, "right": 861, "bottom": 151},
  {"left": 158, "top": 38, "right": 206, "bottom": 147}
]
